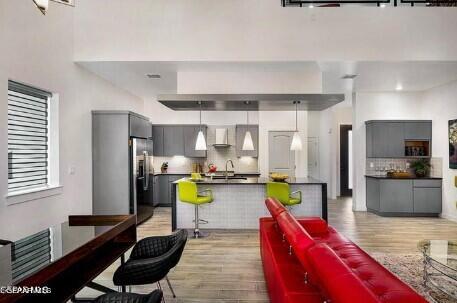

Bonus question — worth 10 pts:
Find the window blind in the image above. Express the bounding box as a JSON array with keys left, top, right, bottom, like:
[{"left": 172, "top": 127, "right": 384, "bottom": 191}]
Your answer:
[{"left": 8, "top": 81, "right": 51, "bottom": 192}]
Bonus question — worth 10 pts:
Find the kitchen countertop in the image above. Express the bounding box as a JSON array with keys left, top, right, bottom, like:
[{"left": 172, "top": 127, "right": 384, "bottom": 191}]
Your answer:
[
  {"left": 152, "top": 172, "right": 261, "bottom": 176},
  {"left": 173, "top": 177, "right": 325, "bottom": 185},
  {"left": 365, "top": 175, "right": 442, "bottom": 180}
]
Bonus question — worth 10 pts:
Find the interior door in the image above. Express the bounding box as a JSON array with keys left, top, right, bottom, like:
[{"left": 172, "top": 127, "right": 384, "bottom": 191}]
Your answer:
[
  {"left": 307, "top": 137, "right": 319, "bottom": 179},
  {"left": 340, "top": 125, "right": 352, "bottom": 196},
  {"left": 268, "top": 131, "right": 295, "bottom": 177}
]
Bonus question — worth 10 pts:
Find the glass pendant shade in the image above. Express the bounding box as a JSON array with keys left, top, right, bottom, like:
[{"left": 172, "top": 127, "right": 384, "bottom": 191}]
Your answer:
[
  {"left": 290, "top": 132, "right": 302, "bottom": 151},
  {"left": 242, "top": 131, "right": 255, "bottom": 151},
  {"left": 195, "top": 130, "right": 207, "bottom": 151},
  {"left": 34, "top": 0, "right": 49, "bottom": 13}
]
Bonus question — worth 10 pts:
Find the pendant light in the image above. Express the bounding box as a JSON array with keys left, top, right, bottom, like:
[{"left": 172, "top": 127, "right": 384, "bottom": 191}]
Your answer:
[
  {"left": 33, "top": 0, "right": 49, "bottom": 14},
  {"left": 242, "top": 108, "right": 255, "bottom": 151},
  {"left": 195, "top": 101, "right": 207, "bottom": 151},
  {"left": 290, "top": 101, "right": 303, "bottom": 151}
]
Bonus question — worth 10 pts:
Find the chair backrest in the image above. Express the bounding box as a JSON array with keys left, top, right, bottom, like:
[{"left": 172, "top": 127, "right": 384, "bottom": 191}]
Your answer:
[
  {"left": 178, "top": 180, "right": 198, "bottom": 203},
  {"left": 168, "top": 229, "right": 188, "bottom": 269},
  {"left": 265, "top": 197, "right": 287, "bottom": 219},
  {"left": 266, "top": 182, "right": 290, "bottom": 205}
]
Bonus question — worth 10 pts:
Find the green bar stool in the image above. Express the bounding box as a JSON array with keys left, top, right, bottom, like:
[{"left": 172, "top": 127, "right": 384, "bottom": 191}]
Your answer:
[
  {"left": 266, "top": 182, "right": 302, "bottom": 212},
  {"left": 178, "top": 180, "right": 213, "bottom": 238}
]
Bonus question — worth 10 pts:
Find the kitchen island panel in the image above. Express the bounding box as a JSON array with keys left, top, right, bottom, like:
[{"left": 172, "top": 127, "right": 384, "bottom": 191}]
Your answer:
[{"left": 174, "top": 182, "right": 324, "bottom": 230}]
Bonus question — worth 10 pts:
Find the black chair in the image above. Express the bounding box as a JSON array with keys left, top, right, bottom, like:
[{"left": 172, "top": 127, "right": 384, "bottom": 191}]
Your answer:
[
  {"left": 94, "top": 290, "right": 163, "bottom": 303},
  {"left": 113, "top": 230, "right": 187, "bottom": 300}
]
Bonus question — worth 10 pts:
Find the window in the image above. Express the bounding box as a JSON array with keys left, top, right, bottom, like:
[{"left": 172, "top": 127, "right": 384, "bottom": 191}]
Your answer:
[{"left": 8, "top": 81, "right": 52, "bottom": 192}]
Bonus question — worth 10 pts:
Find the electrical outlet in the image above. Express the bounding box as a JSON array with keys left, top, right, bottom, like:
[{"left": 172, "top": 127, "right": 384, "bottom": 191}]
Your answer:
[{"left": 68, "top": 166, "right": 76, "bottom": 175}]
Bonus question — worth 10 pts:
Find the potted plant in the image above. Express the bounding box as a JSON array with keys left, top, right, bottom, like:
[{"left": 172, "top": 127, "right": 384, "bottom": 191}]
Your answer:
[
  {"left": 409, "top": 159, "right": 431, "bottom": 178},
  {"left": 161, "top": 162, "right": 169, "bottom": 173}
]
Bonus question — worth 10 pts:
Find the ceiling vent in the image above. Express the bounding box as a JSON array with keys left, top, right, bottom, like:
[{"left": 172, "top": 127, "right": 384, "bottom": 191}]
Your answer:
[
  {"left": 341, "top": 74, "right": 358, "bottom": 80},
  {"left": 146, "top": 74, "right": 161, "bottom": 79}
]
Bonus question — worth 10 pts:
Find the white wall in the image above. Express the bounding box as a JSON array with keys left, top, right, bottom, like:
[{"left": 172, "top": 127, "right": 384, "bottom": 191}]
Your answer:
[
  {"left": 74, "top": 0, "right": 457, "bottom": 62},
  {"left": 352, "top": 92, "right": 425, "bottom": 211},
  {"left": 0, "top": 1, "right": 143, "bottom": 241},
  {"left": 422, "top": 81, "right": 457, "bottom": 221}
]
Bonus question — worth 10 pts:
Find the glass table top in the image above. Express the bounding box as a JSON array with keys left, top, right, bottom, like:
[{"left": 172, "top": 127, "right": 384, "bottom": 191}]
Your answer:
[
  {"left": 418, "top": 240, "right": 457, "bottom": 271},
  {"left": 0, "top": 221, "right": 117, "bottom": 285}
]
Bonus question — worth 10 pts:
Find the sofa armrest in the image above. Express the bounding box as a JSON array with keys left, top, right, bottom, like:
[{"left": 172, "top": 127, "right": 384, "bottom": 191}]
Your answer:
[{"left": 296, "top": 217, "right": 328, "bottom": 235}]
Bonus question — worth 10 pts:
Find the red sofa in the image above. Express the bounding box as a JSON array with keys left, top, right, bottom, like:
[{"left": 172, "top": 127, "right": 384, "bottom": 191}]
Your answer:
[{"left": 260, "top": 198, "right": 427, "bottom": 303}]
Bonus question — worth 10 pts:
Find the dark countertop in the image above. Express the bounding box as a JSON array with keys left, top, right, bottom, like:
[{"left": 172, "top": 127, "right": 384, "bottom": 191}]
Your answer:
[
  {"left": 152, "top": 172, "right": 261, "bottom": 176},
  {"left": 365, "top": 175, "right": 442, "bottom": 180},
  {"left": 173, "top": 177, "right": 325, "bottom": 185}
]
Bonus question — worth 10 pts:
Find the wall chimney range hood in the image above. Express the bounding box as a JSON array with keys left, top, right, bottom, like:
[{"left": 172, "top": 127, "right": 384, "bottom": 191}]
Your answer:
[
  {"left": 213, "top": 128, "right": 231, "bottom": 147},
  {"left": 158, "top": 94, "right": 344, "bottom": 111}
]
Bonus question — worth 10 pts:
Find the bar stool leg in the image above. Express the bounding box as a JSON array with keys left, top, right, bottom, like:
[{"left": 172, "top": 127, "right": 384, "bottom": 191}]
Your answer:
[{"left": 192, "top": 204, "right": 208, "bottom": 238}]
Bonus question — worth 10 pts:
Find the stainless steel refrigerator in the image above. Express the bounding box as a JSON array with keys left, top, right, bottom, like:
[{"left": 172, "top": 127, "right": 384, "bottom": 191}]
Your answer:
[
  {"left": 131, "top": 138, "right": 154, "bottom": 223},
  {"left": 92, "top": 111, "right": 154, "bottom": 224}
]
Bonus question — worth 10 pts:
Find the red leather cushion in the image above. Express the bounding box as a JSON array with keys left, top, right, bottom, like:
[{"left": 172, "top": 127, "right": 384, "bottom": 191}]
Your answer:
[
  {"left": 308, "top": 243, "right": 380, "bottom": 303},
  {"left": 265, "top": 198, "right": 286, "bottom": 220},
  {"left": 296, "top": 217, "right": 328, "bottom": 235}
]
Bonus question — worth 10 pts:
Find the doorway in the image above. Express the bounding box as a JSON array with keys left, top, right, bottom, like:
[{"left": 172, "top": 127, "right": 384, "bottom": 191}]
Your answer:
[
  {"left": 340, "top": 125, "right": 353, "bottom": 197},
  {"left": 268, "top": 131, "right": 295, "bottom": 177}
]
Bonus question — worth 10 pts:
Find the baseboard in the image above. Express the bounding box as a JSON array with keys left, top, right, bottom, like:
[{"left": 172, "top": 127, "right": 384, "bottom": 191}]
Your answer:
[{"left": 441, "top": 213, "right": 457, "bottom": 222}]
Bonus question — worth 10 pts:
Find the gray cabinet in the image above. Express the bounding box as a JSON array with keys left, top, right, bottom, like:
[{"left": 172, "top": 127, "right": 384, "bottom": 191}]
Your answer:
[
  {"left": 380, "top": 180, "right": 413, "bottom": 213},
  {"left": 366, "top": 177, "right": 442, "bottom": 216},
  {"left": 413, "top": 188, "right": 442, "bottom": 213},
  {"left": 163, "top": 126, "right": 184, "bottom": 156},
  {"left": 153, "top": 175, "right": 160, "bottom": 206},
  {"left": 404, "top": 122, "right": 432, "bottom": 140},
  {"left": 152, "top": 125, "right": 208, "bottom": 157},
  {"left": 366, "top": 120, "right": 432, "bottom": 158},
  {"left": 184, "top": 125, "right": 207, "bottom": 158},
  {"left": 235, "top": 125, "right": 259, "bottom": 158},
  {"left": 129, "top": 114, "right": 151, "bottom": 138},
  {"left": 151, "top": 126, "right": 164, "bottom": 156},
  {"left": 370, "top": 122, "right": 404, "bottom": 158},
  {"left": 154, "top": 174, "right": 188, "bottom": 206}
]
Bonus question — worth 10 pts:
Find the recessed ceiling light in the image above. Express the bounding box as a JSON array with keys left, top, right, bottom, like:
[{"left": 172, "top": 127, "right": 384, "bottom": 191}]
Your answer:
[
  {"left": 380, "top": 3, "right": 386, "bottom": 7},
  {"left": 341, "top": 74, "right": 358, "bottom": 80},
  {"left": 309, "top": 4, "right": 314, "bottom": 8},
  {"left": 396, "top": 83, "right": 403, "bottom": 91},
  {"left": 146, "top": 74, "right": 161, "bottom": 79}
]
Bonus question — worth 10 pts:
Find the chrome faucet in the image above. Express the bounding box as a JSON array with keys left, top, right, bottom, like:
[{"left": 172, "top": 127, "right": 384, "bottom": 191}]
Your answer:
[{"left": 225, "top": 159, "right": 235, "bottom": 180}]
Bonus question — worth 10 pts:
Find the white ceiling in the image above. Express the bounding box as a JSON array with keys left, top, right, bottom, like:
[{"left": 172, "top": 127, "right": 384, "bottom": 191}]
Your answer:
[{"left": 78, "top": 61, "right": 457, "bottom": 100}]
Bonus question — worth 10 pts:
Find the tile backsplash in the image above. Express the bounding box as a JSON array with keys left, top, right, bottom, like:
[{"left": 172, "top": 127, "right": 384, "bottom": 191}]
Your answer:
[
  {"left": 152, "top": 125, "right": 259, "bottom": 173},
  {"left": 366, "top": 157, "right": 442, "bottom": 177}
]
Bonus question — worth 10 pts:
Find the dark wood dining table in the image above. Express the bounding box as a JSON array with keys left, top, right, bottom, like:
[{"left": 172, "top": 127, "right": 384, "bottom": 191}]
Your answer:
[{"left": 0, "top": 215, "right": 136, "bottom": 303}]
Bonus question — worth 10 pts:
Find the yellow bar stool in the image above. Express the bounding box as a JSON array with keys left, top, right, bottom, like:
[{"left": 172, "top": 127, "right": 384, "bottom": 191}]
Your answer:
[
  {"left": 178, "top": 180, "right": 213, "bottom": 238},
  {"left": 266, "top": 182, "right": 302, "bottom": 212}
]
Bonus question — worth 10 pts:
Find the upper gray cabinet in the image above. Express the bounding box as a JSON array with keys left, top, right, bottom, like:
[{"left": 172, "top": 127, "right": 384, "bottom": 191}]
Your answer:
[
  {"left": 129, "top": 113, "right": 151, "bottom": 139},
  {"left": 163, "top": 126, "right": 184, "bottom": 156},
  {"left": 152, "top": 125, "right": 207, "bottom": 157},
  {"left": 366, "top": 120, "right": 432, "bottom": 158},
  {"left": 151, "top": 126, "right": 164, "bottom": 156},
  {"left": 404, "top": 122, "right": 432, "bottom": 140},
  {"left": 184, "top": 125, "right": 207, "bottom": 158},
  {"left": 235, "top": 125, "right": 259, "bottom": 158}
]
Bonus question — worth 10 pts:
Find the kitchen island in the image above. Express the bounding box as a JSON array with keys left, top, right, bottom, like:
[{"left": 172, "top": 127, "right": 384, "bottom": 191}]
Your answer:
[{"left": 171, "top": 177, "right": 327, "bottom": 230}]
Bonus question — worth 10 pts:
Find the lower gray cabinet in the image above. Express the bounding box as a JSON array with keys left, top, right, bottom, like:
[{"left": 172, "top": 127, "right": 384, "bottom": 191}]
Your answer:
[
  {"left": 154, "top": 174, "right": 188, "bottom": 206},
  {"left": 413, "top": 188, "right": 442, "bottom": 213},
  {"left": 380, "top": 180, "right": 413, "bottom": 213},
  {"left": 366, "top": 177, "right": 442, "bottom": 216},
  {"left": 153, "top": 175, "right": 160, "bottom": 206},
  {"left": 158, "top": 175, "right": 169, "bottom": 206}
]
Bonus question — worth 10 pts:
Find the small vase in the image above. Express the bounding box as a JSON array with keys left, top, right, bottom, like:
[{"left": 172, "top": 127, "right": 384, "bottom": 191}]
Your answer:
[
  {"left": 415, "top": 170, "right": 426, "bottom": 178},
  {"left": 161, "top": 168, "right": 168, "bottom": 173}
]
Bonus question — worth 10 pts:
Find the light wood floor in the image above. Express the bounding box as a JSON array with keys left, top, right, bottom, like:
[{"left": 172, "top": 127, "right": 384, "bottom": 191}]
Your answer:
[{"left": 84, "top": 198, "right": 457, "bottom": 302}]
